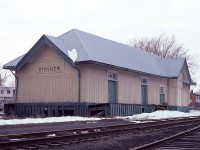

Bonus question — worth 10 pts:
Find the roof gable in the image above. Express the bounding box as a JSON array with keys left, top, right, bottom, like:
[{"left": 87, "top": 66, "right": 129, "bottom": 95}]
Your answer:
[
  {"left": 4, "top": 35, "right": 75, "bottom": 70},
  {"left": 179, "top": 60, "right": 192, "bottom": 84}
]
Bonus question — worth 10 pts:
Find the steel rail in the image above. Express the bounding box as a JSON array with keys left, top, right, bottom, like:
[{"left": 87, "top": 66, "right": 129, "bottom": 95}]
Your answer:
[
  {"left": 132, "top": 125, "right": 200, "bottom": 150},
  {"left": 1, "top": 116, "right": 200, "bottom": 140},
  {"left": 1, "top": 116, "right": 200, "bottom": 149}
]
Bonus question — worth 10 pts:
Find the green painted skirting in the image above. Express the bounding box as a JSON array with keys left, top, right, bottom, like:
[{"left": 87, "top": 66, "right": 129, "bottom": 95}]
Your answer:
[
  {"left": 168, "top": 105, "right": 190, "bottom": 112},
  {"left": 4, "top": 103, "right": 190, "bottom": 117},
  {"left": 107, "top": 104, "right": 156, "bottom": 116}
]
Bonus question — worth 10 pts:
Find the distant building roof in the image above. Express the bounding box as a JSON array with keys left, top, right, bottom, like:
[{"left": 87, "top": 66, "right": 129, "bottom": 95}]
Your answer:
[{"left": 3, "top": 29, "right": 192, "bottom": 82}]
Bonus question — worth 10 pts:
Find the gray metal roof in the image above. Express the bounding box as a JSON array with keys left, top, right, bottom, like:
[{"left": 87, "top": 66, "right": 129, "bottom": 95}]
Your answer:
[
  {"left": 3, "top": 54, "right": 25, "bottom": 69},
  {"left": 3, "top": 29, "right": 189, "bottom": 79}
]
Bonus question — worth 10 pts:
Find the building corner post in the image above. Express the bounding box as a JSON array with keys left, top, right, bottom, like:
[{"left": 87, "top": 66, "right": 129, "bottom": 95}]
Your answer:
[{"left": 74, "top": 66, "right": 80, "bottom": 104}]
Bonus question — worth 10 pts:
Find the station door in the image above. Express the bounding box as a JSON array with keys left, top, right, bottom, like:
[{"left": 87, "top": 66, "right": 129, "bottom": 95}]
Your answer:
[{"left": 108, "top": 80, "right": 116, "bottom": 103}]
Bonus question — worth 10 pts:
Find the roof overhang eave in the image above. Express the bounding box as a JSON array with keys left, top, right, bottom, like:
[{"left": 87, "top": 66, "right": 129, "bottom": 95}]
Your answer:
[
  {"left": 2, "top": 66, "right": 16, "bottom": 70},
  {"left": 191, "top": 80, "right": 197, "bottom": 86},
  {"left": 76, "top": 61, "right": 179, "bottom": 79}
]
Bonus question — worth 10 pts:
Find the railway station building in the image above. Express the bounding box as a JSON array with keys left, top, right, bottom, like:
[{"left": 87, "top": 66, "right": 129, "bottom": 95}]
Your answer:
[{"left": 3, "top": 29, "right": 193, "bottom": 117}]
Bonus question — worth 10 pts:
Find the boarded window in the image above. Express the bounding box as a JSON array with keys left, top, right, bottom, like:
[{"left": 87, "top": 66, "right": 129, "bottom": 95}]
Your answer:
[
  {"left": 160, "top": 86, "right": 165, "bottom": 105},
  {"left": 141, "top": 77, "right": 148, "bottom": 105}
]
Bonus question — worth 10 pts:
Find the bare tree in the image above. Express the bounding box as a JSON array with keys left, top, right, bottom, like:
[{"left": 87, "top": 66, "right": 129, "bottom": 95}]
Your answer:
[
  {"left": 129, "top": 33, "right": 199, "bottom": 76},
  {"left": 0, "top": 65, "right": 10, "bottom": 86}
]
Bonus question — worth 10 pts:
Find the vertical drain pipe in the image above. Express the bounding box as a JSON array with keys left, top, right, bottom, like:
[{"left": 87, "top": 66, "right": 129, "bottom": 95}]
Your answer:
[
  {"left": 10, "top": 70, "right": 18, "bottom": 102},
  {"left": 9, "top": 70, "right": 18, "bottom": 116}
]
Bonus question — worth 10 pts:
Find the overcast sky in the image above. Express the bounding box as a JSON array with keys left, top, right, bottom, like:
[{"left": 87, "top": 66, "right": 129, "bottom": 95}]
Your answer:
[{"left": 1, "top": 0, "right": 200, "bottom": 89}]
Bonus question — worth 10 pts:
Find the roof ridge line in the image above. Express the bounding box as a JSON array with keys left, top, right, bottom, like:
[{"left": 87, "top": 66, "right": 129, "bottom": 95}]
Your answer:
[
  {"left": 46, "top": 34, "right": 68, "bottom": 44},
  {"left": 73, "top": 29, "right": 93, "bottom": 60}
]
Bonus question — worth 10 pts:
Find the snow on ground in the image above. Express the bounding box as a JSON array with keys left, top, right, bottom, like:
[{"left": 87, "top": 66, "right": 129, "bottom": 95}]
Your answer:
[
  {"left": 0, "top": 110, "right": 200, "bottom": 126},
  {"left": 117, "top": 110, "right": 200, "bottom": 121},
  {"left": 0, "top": 116, "right": 101, "bottom": 126}
]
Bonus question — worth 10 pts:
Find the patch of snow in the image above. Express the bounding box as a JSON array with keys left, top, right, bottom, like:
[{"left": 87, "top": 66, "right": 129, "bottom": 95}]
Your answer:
[
  {"left": 81, "top": 131, "right": 88, "bottom": 134},
  {"left": 68, "top": 48, "right": 77, "bottom": 62},
  {"left": 131, "top": 121, "right": 141, "bottom": 123},
  {"left": 94, "top": 129, "right": 101, "bottom": 132},
  {"left": 47, "top": 134, "right": 56, "bottom": 137},
  {"left": 0, "top": 116, "right": 101, "bottom": 126},
  {"left": 10, "top": 138, "right": 22, "bottom": 141},
  {"left": 1, "top": 110, "right": 200, "bottom": 126},
  {"left": 86, "top": 121, "right": 96, "bottom": 124},
  {"left": 116, "top": 110, "right": 200, "bottom": 121}
]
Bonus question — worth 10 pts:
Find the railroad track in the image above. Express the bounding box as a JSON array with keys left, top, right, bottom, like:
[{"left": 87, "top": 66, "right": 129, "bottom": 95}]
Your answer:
[
  {"left": 1, "top": 117, "right": 200, "bottom": 149},
  {"left": 133, "top": 124, "right": 200, "bottom": 150}
]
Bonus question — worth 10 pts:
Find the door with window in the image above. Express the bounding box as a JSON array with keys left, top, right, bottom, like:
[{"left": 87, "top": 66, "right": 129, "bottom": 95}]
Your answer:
[
  {"left": 108, "top": 80, "right": 116, "bottom": 103},
  {"left": 141, "top": 85, "right": 148, "bottom": 105},
  {"left": 107, "top": 70, "right": 118, "bottom": 103}
]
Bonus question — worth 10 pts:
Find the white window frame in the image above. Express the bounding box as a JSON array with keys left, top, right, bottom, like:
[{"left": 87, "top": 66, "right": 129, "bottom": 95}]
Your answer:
[
  {"left": 160, "top": 85, "right": 166, "bottom": 105},
  {"left": 7, "top": 90, "right": 11, "bottom": 94},
  {"left": 141, "top": 76, "right": 149, "bottom": 85},
  {"left": 160, "top": 85, "right": 166, "bottom": 94},
  {"left": 107, "top": 70, "right": 119, "bottom": 81}
]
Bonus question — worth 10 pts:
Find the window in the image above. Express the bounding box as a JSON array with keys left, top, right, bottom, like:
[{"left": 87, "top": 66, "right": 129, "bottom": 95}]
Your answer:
[
  {"left": 13, "top": 90, "right": 16, "bottom": 96},
  {"left": 107, "top": 70, "right": 119, "bottom": 81},
  {"left": 141, "top": 77, "right": 148, "bottom": 85},
  {"left": 0, "top": 90, "right": 4, "bottom": 94},
  {"left": 196, "top": 96, "right": 200, "bottom": 102},
  {"left": 7, "top": 90, "right": 10, "bottom": 94},
  {"left": 160, "top": 86, "right": 165, "bottom": 94},
  {"left": 160, "top": 86, "right": 166, "bottom": 105}
]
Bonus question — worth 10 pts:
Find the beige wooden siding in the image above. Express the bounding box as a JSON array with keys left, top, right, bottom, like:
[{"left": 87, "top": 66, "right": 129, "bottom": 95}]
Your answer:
[
  {"left": 79, "top": 64, "right": 172, "bottom": 105},
  {"left": 182, "top": 83, "right": 190, "bottom": 106},
  {"left": 17, "top": 77, "right": 78, "bottom": 103},
  {"left": 148, "top": 77, "right": 168, "bottom": 105},
  {"left": 78, "top": 64, "right": 108, "bottom": 103},
  {"left": 16, "top": 45, "right": 78, "bottom": 103},
  {"left": 168, "top": 78, "right": 178, "bottom": 106},
  {"left": 148, "top": 84, "right": 159, "bottom": 104},
  {"left": 117, "top": 70, "right": 140, "bottom": 104},
  {"left": 118, "top": 81, "right": 138, "bottom": 104},
  {"left": 167, "top": 69, "right": 190, "bottom": 106},
  {"left": 16, "top": 45, "right": 190, "bottom": 106},
  {"left": 80, "top": 75, "right": 107, "bottom": 103},
  {"left": 168, "top": 87, "right": 177, "bottom": 105},
  {"left": 177, "top": 69, "right": 190, "bottom": 106}
]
